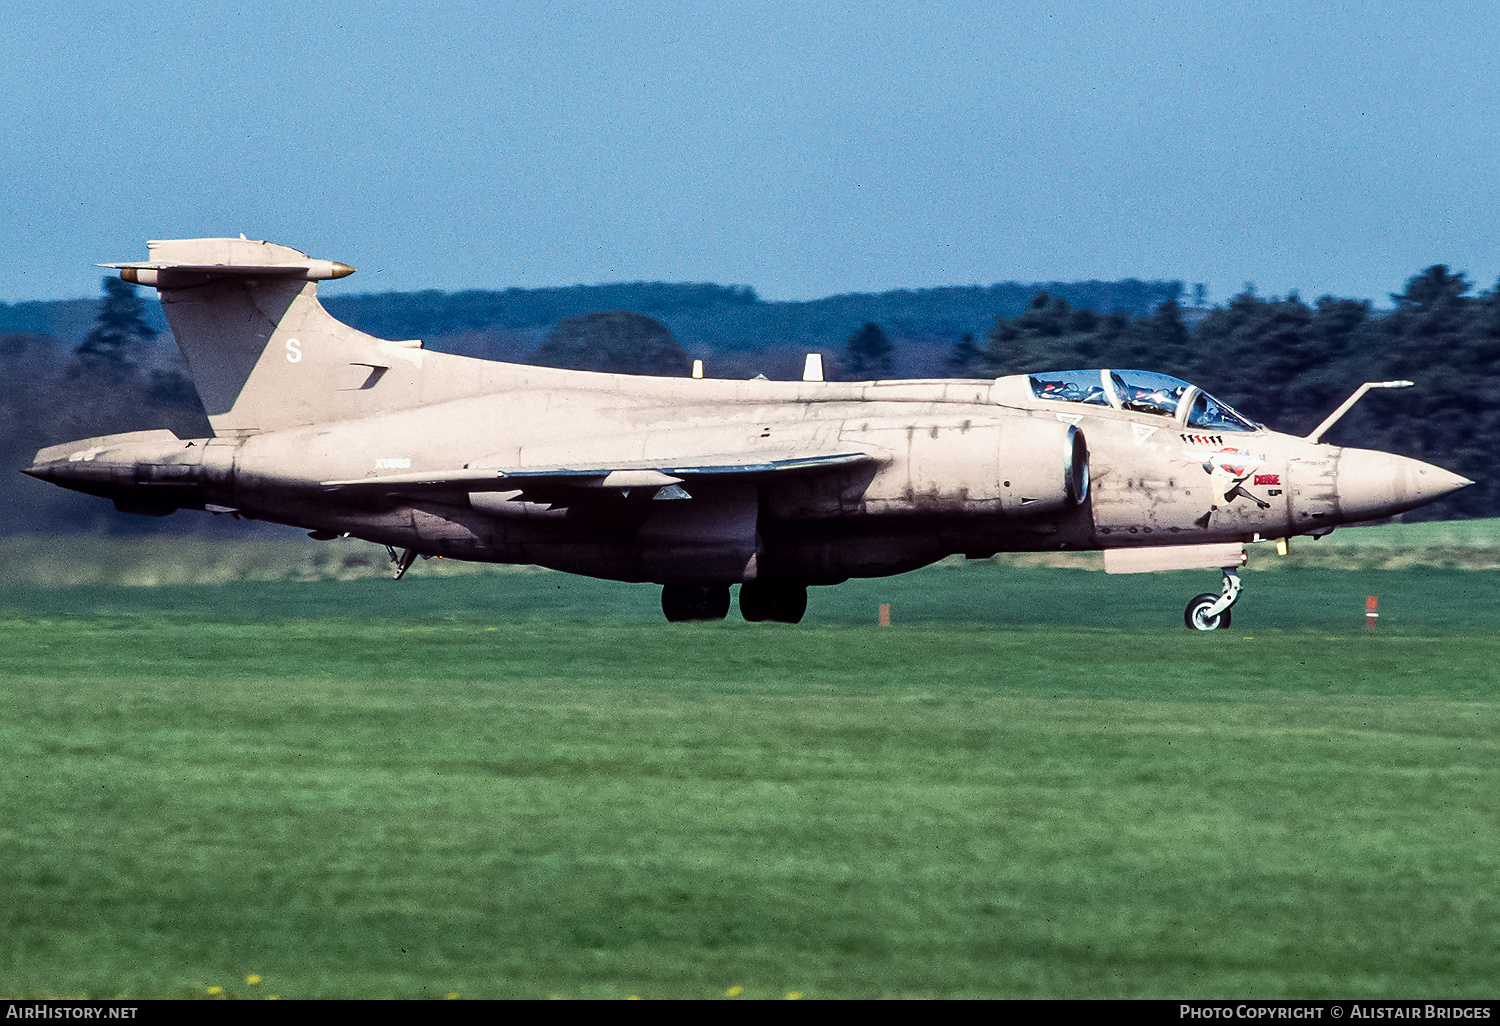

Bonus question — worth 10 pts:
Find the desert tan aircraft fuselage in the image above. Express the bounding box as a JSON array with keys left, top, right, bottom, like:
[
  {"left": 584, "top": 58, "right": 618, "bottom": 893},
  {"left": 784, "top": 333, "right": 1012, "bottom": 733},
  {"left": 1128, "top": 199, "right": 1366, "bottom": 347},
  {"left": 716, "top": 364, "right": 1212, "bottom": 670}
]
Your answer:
[{"left": 25, "top": 239, "right": 1472, "bottom": 628}]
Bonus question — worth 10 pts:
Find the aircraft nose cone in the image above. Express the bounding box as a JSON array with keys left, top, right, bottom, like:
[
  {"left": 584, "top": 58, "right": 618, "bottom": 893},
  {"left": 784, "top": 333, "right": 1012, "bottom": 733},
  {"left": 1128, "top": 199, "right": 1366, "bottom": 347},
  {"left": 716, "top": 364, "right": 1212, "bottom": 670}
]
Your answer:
[{"left": 1335, "top": 447, "right": 1472, "bottom": 521}]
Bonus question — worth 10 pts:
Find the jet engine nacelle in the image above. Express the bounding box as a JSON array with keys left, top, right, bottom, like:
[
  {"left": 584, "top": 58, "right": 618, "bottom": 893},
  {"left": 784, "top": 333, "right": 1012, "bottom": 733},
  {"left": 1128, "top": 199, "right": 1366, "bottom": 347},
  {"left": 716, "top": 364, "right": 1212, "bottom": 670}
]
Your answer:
[
  {"left": 992, "top": 419, "right": 1090, "bottom": 515},
  {"left": 854, "top": 417, "right": 1089, "bottom": 516}
]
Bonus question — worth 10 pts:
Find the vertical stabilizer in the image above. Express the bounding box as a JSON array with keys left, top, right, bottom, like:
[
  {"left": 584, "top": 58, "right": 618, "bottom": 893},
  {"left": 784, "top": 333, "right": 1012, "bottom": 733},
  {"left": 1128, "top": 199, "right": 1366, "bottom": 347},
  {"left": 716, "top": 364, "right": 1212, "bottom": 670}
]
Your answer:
[{"left": 105, "top": 238, "right": 430, "bottom": 435}]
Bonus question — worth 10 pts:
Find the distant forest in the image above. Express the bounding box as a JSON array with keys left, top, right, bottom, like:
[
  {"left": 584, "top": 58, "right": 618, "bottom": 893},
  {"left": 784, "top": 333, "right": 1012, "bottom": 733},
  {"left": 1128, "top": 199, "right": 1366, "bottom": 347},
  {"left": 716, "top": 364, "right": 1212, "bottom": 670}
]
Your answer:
[
  {"left": 0, "top": 276, "right": 1184, "bottom": 381},
  {"left": 2, "top": 267, "right": 1494, "bottom": 533}
]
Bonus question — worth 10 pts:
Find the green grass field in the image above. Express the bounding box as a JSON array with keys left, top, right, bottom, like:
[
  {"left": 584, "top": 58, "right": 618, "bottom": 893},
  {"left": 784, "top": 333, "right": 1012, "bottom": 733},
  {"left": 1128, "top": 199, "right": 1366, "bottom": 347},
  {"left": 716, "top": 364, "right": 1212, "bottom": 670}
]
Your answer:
[{"left": 0, "top": 533, "right": 1497, "bottom": 998}]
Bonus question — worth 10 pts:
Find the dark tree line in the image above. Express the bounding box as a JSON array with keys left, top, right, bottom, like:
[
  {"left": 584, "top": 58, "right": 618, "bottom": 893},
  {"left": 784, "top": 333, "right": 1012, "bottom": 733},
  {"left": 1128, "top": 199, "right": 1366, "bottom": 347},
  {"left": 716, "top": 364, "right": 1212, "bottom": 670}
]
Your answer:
[
  {"left": 939, "top": 267, "right": 1497, "bottom": 518},
  {"left": 528, "top": 311, "right": 692, "bottom": 376},
  {"left": 2, "top": 278, "right": 209, "bottom": 533},
  {"left": 840, "top": 322, "right": 894, "bottom": 380},
  {"left": 310, "top": 278, "right": 1182, "bottom": 362}
]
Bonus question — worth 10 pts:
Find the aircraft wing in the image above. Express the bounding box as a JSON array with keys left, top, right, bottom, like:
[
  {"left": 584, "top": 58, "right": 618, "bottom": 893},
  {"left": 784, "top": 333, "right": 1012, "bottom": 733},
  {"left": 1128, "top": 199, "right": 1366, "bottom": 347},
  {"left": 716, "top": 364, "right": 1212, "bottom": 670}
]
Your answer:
[{"left": 320, "top": 450, "right": 882, "bottom": 496}]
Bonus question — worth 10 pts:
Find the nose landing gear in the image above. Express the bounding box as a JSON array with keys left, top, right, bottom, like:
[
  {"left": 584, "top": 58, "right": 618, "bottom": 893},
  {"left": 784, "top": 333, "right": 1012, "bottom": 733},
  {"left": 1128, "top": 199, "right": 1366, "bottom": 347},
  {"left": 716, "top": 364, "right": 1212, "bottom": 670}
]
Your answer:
[{"left": 1184, "top": 568, "right": 1243, "bottom": 631}]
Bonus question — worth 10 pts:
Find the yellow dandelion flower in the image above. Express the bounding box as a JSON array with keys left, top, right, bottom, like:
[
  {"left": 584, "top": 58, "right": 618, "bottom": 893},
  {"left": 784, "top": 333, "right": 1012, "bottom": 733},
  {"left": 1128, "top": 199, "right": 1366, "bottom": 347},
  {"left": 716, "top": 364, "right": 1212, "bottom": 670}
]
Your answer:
[
  {"left": 206, "top": 986, "right": 223, "bottom": 996},
  {"left": 447, "top": 993, "right": 459, "bottom": 1000},
  {"left": 726, "top": 986, "right": 743, "bottom": 997},
  {"left": 246, "top": 975, "right": 261, "bottom": 985},
  {"left": 627, "top": 995, "right": 641, "bottom": 1000},
  {"left": 786, "top": 991, "right": 802, "bottom": 1000}
]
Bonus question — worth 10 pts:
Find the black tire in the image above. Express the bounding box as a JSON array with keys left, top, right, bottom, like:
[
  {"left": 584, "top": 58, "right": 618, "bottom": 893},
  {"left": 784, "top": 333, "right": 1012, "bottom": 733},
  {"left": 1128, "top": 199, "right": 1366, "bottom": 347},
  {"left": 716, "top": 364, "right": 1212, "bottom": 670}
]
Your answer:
[
  {"left": 662, "top": 584, "right": 731, "bottom": 622},
  {"left": 739, "top": 583, "right": 769, "bottom": 622},
  {"left": 662, "top": 584, "right": 692, "bottom": 622},
  {"left": 1184, "top": 593, "right": 1231, "bottom": 631},
  {"left": 769, "top": 583, "right": 807, "bottom": 624},
  {"left": 739, "top": 582, "right": 807, "bottom": 624},
  {"left": 704, "top": 584, "right": 731, "bottom": 621}
]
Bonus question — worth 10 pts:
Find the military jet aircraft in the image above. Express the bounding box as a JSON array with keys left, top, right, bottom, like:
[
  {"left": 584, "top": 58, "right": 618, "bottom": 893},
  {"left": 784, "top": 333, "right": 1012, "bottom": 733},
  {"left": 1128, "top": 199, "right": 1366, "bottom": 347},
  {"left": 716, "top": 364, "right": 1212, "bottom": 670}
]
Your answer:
[{"left": 24, "top": 238, "right": 1473, "bottom": 629}]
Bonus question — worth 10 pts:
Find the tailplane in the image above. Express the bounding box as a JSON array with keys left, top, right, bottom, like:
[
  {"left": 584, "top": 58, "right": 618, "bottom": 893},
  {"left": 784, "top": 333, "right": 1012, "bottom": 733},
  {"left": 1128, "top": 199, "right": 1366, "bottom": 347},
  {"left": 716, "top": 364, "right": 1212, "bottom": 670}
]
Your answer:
[{"left": 105, "top": 238, "right": 431, "bottom": 435}]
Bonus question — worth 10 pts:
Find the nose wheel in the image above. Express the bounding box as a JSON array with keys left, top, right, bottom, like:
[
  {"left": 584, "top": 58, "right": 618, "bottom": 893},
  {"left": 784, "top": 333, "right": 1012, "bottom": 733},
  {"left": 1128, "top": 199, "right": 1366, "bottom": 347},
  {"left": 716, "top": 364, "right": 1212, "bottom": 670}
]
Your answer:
[{"left": 1185, "top": 568, "right": 1243, "bottom": 631}]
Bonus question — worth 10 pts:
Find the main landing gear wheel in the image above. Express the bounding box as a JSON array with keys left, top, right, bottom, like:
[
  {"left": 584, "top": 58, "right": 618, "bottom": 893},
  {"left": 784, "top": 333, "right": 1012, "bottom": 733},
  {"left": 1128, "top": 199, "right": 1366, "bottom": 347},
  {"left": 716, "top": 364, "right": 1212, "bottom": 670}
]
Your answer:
[
  {"left": 1184, "top": 568, "right": 1243, "bottom": 631},
  {"left": 661, "top": 584, "right": 731, "bottom": 622},
  {"left": 738, "top": 582, "right": 808, "bottom": 624}
]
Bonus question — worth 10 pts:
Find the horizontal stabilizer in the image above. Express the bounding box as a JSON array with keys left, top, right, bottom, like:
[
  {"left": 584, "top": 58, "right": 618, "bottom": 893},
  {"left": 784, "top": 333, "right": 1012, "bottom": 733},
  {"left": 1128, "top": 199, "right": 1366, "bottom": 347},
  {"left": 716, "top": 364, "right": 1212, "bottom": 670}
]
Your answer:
[
  {"left": 103, "top": 261, "right": 355, "bottom": 285},
  {"left": 29, "top": 429, "right": 183, "bottom": 469},
  {"left": 321, "top": 450, "right": 881, "bottom": 493},
  {"left": 101, "top": 237, "right": 355, "bottom": 287}
]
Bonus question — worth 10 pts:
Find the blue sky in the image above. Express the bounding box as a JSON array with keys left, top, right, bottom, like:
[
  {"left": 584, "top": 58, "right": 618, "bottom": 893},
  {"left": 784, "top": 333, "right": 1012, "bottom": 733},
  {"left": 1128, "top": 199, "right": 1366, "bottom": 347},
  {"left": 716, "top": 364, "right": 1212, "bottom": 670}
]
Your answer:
[{"left": 3, "top": 0, "right": 1498, "bottom": 306}]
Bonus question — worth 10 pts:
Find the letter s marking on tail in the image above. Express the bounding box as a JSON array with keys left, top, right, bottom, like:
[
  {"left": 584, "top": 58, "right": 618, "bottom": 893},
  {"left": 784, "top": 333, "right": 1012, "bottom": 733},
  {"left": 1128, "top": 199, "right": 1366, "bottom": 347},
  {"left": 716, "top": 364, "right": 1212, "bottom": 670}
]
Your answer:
[{"left": 285, "top": 338, "right": 302, "bottom": 363}]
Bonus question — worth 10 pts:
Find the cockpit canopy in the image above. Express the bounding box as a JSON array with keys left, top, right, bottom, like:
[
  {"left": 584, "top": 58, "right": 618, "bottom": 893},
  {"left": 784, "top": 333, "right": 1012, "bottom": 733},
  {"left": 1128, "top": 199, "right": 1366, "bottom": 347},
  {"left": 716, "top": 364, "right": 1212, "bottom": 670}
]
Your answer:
[{"left": 1028, "top": 369, "right": 1258, "bottom": 432}]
